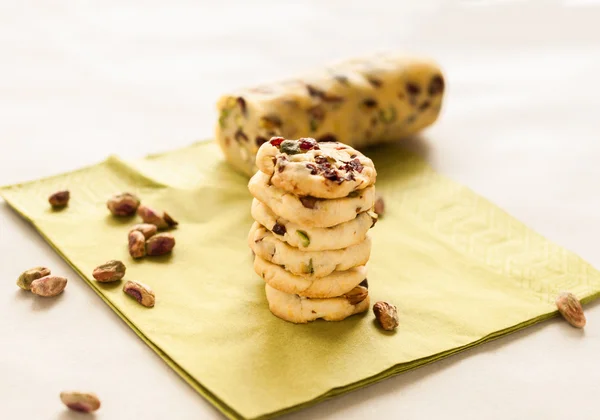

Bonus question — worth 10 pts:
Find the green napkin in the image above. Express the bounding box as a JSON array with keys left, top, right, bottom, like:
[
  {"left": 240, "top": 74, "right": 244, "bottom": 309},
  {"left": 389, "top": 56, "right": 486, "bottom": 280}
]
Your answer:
[{"left": 2, "top": 140, "right": 599, "bottom": 420}]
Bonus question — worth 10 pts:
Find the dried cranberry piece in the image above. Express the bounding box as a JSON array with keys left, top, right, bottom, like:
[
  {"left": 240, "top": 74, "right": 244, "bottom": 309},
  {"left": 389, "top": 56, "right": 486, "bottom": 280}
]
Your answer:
[
  {"left": 300, "top": 196, "right": 318, "bottom": 209},
  {"left": 343, "top": 158, "right": 364, "bottom": 173},
  {"left": 306, "top": 85, "right": 344, "bottom": 103},
  {"left": 406, "top": 82, "right": 421, "bottom": 95},
  {"left": 367, "top": 77, "right": 382, "bottom": 88},
  {"left": 234, "top": 129, "right": 249, "bottom": 143},
  {"left": 353, "top": 159, "right": 364, "bottom": 173},
  {"left": 236, "top": 97, "right": 247, "bottom": 116},
  {"left": 306, "top": 163, "right": 318, "bottom": 175},
  {"left": 323, "top": 168, "right": 340, "bottom": 182},
  {"left": 318, "top": 164, "right": 332, "bottom": 173},
  {"left": 299, "top": 138, "right": 318, "bottom": 150},
  {"left": 346, "top": 172, "right": 355, "bottom": 181},
  {"left": 428, "top": 74, "right": 445, "bottom": 95},
  {"left": 255, "top": 136, "right": 268, "bottom": 147},
  {"left": 277, "top": 156, "right": 288, "bottom": 172},
  {"left": 362, "top": 98, "right": 378, "bottom": 108},
  {"left": 317, "top": 134, "right": 338, "bottom": 143},
  {"left": 306, "top": 84, "right": 324, "bottom": 98},
  {"left": 272, "top": 223, "right": 286, "bottom": 236},
  {"left": 419, "top": 100, "right": 431, "bottom": 111},
  {"left": 269, "top": 137, "right": 285, "bottom": 147},
  {"left": 314, "top": 156, "right": 328, "bottom": 165}
]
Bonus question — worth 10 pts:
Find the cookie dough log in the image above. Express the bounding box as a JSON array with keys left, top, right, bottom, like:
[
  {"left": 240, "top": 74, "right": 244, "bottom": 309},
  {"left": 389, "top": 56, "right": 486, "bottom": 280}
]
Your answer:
[{"left": 215, "top": 53, "right": 445, "bottom": 177}]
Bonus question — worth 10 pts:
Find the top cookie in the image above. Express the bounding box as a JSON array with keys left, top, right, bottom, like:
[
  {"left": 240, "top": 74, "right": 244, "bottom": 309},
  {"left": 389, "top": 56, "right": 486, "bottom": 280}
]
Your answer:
[{"left": 256, "top": 137, "right": 377, "bottom": 199}]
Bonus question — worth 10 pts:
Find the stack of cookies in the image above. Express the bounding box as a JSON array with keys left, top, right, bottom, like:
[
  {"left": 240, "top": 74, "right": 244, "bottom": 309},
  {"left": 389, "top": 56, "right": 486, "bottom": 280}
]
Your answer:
[{"left": 247, "top": 137, "right": 378, "bottom": 323}]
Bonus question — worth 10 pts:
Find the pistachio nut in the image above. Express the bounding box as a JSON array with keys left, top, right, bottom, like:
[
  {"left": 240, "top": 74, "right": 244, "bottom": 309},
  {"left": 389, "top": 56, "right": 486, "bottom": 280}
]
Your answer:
[
  {"left": 49, "top": 190, "right": 70, "bottom": 208},
  {"left": 123, "top": 280, "right": 155, "bottom": 307},
  {"left": 129, "top": 223, "right": 158, "bottom": 239},
  {"left": 128, "top": 230, "right": 146, "bottom": 259},
  {"left": 92, "top": 260, "right": 126, "bottom": 283},
  {"left": 30, "top": 276, "right": 67, "bottom": 297},
  {"left": 60, "top": 391, "right": 101, "bottom": 413},
  {"left": 107, "top": 192, "right": 140, "bottom": 216},
  {"left": 373, "top": 301, "right": 399, "bottom": 331},
  {"left": 145, "top": 233, "right": 175, "bottom": 256},
  {"left": 17, "top": 266, "right": 51, "bottom": 290}
]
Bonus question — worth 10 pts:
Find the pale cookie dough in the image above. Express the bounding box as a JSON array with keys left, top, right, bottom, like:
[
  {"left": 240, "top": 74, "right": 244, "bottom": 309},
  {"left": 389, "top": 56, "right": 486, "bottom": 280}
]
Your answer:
[
  {"left": 248, "top": 222, "right": 372, "bottom": 277},
  {"left": 265, "top": 284, "right": 370, "bottom": 323},
  {"left": 216, "top": 53, "right": 445, "bottom": 177},
  {"left": 256, "top": 138, "right": 376, "bottom": 199},
  {"left": 254, "top": 256, "right": 367, "bottom": 298},
  {"left": 248, "top": 171, "right": 375, "bottom": 228},
  {"left": 251, "top": 199, "right": 376, "bottom": 251}
]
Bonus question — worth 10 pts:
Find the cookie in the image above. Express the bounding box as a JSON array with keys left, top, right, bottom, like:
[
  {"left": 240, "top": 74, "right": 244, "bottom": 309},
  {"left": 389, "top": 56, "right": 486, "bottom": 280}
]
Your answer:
[
  {"left": 248, "top": 171, "right": 376, "bottom": 228},
  {"left": 248, "top": 222, "right": 372, "bottom": 277},
  {"left": 254, "top": 255, "right": 367, "bottom": 298},
  {"left": 251, "top": 199, "right": 376, "bottom": 251},
  {"left": 265, "top": 284, "right": 370, "bottom": 323},
  {"left": 256, "top": 138, "right": 376, "bottom": 199}
]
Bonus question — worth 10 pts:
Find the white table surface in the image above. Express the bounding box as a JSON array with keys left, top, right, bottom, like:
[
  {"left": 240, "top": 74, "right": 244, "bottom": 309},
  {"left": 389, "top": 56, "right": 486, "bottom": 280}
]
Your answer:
[{"left": 2, "top": 1, "right": 600, "bottom": 419}]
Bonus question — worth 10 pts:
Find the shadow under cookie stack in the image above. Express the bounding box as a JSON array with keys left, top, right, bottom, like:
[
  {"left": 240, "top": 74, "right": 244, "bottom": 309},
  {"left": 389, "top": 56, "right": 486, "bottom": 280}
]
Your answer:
[{"left": 247, "top": 137, "right": 377, "bottom": 323}]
